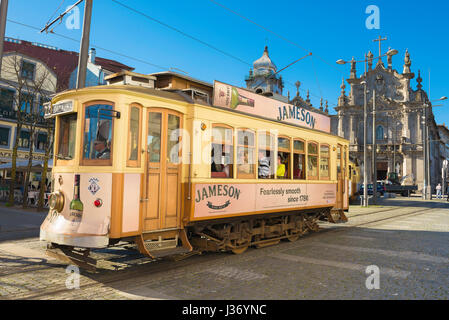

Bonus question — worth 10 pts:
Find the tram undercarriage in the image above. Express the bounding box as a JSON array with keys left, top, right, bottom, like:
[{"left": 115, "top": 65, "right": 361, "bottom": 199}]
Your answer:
[
  {"left": 44, "top": 207, "right": 347, "bottom": 271},
  {"left": 188, "top": 207, "right": 346, "bottom": 255}
]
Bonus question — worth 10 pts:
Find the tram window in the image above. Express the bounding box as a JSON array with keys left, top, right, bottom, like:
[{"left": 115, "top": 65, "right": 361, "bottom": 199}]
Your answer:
[
  {"left": 293, "top": 139, "right": 305, "bottom": 180},
  {"left": 57, "top": 114, "right": 77, "bottom": 160},
  {"left": 167, "top": 114, "right": 181, "bottom": 164},
  {"left": 127, "top": 106, "right": 141, "bottom": 166},
  {"left": 211, "top": 125, "right": 233, "bottom": 178},
  {"left": 258, "top": 132, "right": 274, "bottom": 179},
  {"left": 237, "top": 130, "right": 255, "bottom": 179},
  {"left": 320, "top": 144, "right": 330, "bottom": 179},
  {"left": 337, "top": 146, "right": 341, "bottom": 179},
  {"left": 148, "top": 112, "right": 162, "bottom": 163},
  {"left": 83, "top": 104, "right": 113, "bottom": 163},
  {"left": 277, "top": 137, "right": 290, "bottom": 179},
  {"left": 307, "top": 142, "right": 318, "bottom": 180}
]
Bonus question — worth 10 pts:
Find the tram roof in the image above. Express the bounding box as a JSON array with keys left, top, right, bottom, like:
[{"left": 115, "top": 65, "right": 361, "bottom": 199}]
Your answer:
[
  {"left": 53, "top": 84, "right": 348, "bottom": 142},
  {"left": 56, "top": 84, "right": 211, "bottom": 106}
]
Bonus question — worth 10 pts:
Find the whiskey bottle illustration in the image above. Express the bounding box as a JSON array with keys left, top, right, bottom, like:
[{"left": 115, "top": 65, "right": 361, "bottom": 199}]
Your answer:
[
  {"left": 230, "top": 87, "right": 255, "bottom": 109},
  {"left": 69, "top": 174, "right": 83, "bottom": 227}
]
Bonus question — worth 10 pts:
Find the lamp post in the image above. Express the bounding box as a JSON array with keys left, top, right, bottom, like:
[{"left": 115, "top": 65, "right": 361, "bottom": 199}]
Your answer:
[
  {"left": 337, "top": 48, "right": 398, "bottom": 207},
  {"left": 372, "top": 89, "right": 377, "bottom": 204},
  {"left": 422, "top": 96, "right": 447, "bottom": 200},
  {"left": 443, "top": 159, "right": 448, "bottom": 200}
]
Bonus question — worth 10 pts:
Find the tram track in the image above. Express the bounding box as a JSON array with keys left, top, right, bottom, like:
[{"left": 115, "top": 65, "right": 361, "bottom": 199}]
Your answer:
[{"left": 5, "top": 204, "right": 444, "bottom": 300}]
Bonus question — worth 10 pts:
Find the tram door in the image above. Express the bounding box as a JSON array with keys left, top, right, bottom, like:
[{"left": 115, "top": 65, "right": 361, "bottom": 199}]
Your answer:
[
  {"left": 336, "top": 144, "right": 344, "bottom": 209},
  {"left": 143, "top": 109, "right": 182, "bottom": 232}
]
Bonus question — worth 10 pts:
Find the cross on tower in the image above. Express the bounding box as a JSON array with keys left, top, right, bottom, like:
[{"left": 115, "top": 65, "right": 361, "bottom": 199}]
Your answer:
[{"left": 373, "top": 35, "right": 387, "bottom": 57}]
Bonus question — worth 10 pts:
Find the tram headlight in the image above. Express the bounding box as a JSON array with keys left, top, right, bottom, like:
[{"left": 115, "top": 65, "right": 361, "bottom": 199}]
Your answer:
[{"left": 49, "top": 191, "right": 65, "bottom": 213}]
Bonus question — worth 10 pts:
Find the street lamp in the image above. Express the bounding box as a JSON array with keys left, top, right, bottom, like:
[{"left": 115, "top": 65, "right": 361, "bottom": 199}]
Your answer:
[
  {"left": 336, "top": 48, "right": 398, "bottom": 207},
  {"left": 422, "top": 96, "right": 448, "bottom": 200}
]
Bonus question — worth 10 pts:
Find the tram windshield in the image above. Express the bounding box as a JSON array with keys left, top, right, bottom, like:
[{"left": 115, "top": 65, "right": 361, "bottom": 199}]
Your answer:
[
  {"left": 83, "top": 104, "right": 113, "bottom": 160},
  {"left": 57, "top": 114, "right": 77, "bottom": 160}
]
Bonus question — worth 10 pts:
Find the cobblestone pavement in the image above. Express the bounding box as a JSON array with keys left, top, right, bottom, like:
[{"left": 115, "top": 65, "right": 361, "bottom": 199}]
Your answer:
[{"left": 0, "top": 197, "right": 448, "bottom": 300}]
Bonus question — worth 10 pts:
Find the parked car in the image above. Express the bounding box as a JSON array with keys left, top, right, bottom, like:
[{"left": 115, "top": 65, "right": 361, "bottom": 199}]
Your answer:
[{"left": 359, "top": 183, "right": 386, "bottom": 196}]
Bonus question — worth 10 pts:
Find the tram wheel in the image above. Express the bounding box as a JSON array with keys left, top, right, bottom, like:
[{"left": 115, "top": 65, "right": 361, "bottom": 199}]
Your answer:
[
  {"left": 286, "top": 234, "right": 300, "bottom": 242},
  {"left": 231, "top": 245, "right": 249, "bottom": 255}
]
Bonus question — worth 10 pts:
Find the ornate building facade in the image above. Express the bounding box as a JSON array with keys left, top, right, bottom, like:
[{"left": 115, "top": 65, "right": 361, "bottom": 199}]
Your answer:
[{"left": 332, "top": 47, "right": 445, "bottom": 192}]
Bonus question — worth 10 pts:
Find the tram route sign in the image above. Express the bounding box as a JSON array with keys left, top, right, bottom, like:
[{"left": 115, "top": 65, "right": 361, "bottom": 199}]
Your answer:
[
  {"left": 213, "top": 81, "right": 331, "bottom": 133},
  {"left": 44, "top": 100, "right": 75, "bottom": 119}
]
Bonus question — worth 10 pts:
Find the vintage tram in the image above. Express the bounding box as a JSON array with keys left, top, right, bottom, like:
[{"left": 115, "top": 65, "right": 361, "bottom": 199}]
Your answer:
[{"left": 41, "top": 77, "right": 350, "bottom": 269}]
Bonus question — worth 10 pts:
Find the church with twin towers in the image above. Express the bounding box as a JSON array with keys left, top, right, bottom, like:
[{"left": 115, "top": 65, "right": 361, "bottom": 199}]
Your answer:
[{"left": 332, "top": 37, "right": 447, "bottom": 192}]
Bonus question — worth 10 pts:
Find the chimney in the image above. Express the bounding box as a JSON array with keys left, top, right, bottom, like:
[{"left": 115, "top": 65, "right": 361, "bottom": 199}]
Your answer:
[{"left": 89, "top": 48, "right": 96, "bottom": 64}]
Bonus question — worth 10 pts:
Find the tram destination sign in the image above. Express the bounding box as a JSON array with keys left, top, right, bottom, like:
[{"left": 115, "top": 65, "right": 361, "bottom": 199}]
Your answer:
[
  {"left": 213, "top": 81, "right": 331, "bottom": 133},
  {"left": 44, "top": 100, "right": 74, "bottom": 119}
]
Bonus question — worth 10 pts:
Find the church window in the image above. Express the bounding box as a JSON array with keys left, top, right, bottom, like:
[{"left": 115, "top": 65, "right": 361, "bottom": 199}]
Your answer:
[{"left": 376, "top": 125, "right": 384, "bottom": 140}]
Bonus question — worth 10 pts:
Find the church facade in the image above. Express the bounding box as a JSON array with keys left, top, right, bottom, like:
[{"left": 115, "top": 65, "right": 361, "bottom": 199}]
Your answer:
[{"left": 331, "top": 48, "right": 445, "bottom": 192}]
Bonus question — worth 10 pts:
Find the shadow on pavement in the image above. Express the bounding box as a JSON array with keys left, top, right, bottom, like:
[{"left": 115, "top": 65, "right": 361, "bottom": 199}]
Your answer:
[{"left": 355, "top": 196, "right": 449, "bottom": 209}]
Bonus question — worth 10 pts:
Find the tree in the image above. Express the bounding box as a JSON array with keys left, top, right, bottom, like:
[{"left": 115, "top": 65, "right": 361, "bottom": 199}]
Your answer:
[
  {"left": 37, "top": 118, "right": 54, "bottom": 210},
  {"left": 0, "top": 52, "right": 56, "bottom": 207}
]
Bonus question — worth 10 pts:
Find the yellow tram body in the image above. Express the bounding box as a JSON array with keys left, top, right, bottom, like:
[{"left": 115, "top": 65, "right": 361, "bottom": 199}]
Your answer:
[{"left": 41, "top": 81, "right": 350, "bottom": 265}]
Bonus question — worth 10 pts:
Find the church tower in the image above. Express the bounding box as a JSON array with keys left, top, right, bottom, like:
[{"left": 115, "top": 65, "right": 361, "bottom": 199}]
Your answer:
[{"left": 245, "top": 46, "right": 283, "bottom": 96}]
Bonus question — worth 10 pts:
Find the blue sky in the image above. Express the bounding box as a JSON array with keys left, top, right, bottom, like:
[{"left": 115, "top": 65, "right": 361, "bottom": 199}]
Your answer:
[{"left": 5, "top": 0, "right": 449, "bottom": 124}]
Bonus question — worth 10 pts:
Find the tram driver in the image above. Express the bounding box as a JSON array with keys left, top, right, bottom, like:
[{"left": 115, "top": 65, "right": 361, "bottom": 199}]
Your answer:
[{"left": 94, "top": 138, "right": 110, "bottom": 159}]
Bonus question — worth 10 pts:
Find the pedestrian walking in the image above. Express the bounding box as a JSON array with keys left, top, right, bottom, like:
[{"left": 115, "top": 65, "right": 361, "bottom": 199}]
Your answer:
[{"left": 436, "top": 183, "right": 442, "bottom": 199}]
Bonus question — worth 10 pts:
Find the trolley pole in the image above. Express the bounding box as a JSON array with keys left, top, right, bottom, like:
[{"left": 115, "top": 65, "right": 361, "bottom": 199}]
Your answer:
[
  {"left": 0, "top": 0, "right": 9, "bottom": 75},
  {"left": 76, "top": 0, "right": 93, "bottom": 89}
]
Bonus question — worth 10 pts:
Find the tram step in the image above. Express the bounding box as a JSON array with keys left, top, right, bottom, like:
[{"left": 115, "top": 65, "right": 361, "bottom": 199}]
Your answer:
[{"left": 143, "top": 236, "right": 178, "bottom": 252}]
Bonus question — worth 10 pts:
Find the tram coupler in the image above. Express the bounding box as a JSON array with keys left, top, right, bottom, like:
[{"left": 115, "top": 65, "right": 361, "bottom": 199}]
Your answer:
[{"left": 46, "top": 243, "right": 97, "bottom": 272}]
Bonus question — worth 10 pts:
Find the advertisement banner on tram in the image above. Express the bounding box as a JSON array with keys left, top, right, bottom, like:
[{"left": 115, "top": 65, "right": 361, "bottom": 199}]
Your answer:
[
  {"left": 193, "top": 183, "right": 336, "bottom": 219},
  {"left": 213, "top": 81, "right": 331, "bottom": 133}
]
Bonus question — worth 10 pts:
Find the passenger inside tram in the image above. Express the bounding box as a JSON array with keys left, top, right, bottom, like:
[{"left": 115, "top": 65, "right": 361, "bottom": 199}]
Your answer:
[
  {"left": 258, "top": 150, "right": 271, "bottom": 178},
  {"left": 211, "top": 145, "right": 232, "bottom": 178},
  {"left": 276, "top": 154, "right": 286, "bottom": 179},
  {"left": 237, "top": 151, "right": 251, "bottom": 174},
  {"left": 293, "top": 154, "right": 305, "bottom": 179}
]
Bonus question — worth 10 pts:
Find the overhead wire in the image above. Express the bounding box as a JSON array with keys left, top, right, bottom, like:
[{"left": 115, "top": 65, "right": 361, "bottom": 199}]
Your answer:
[
  {"left": 10, "top": 3, "right": 340, "bottom": 108},
  {"left": 111, "top": 0, "right": 252, "bottom": 67},
  {"left": 207, "top": 0, "right": 344, "bottom": 75},
  {"left": 110, "top": 0, "right": 339, "bottom": 108},
  {"left": 207, "top": 0, "right": 342, "bottom": 107},
  {"left": 44, "top": 0, "right": 66, "bottom": 27},
  {"left": 7, "top": 19, "right": 169, "bottom": 71}
]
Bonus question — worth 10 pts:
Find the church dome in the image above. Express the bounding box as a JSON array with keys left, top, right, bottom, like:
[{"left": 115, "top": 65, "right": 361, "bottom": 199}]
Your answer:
[{"left": 253, "top": 46, "right": 277, "bottom": 75}]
